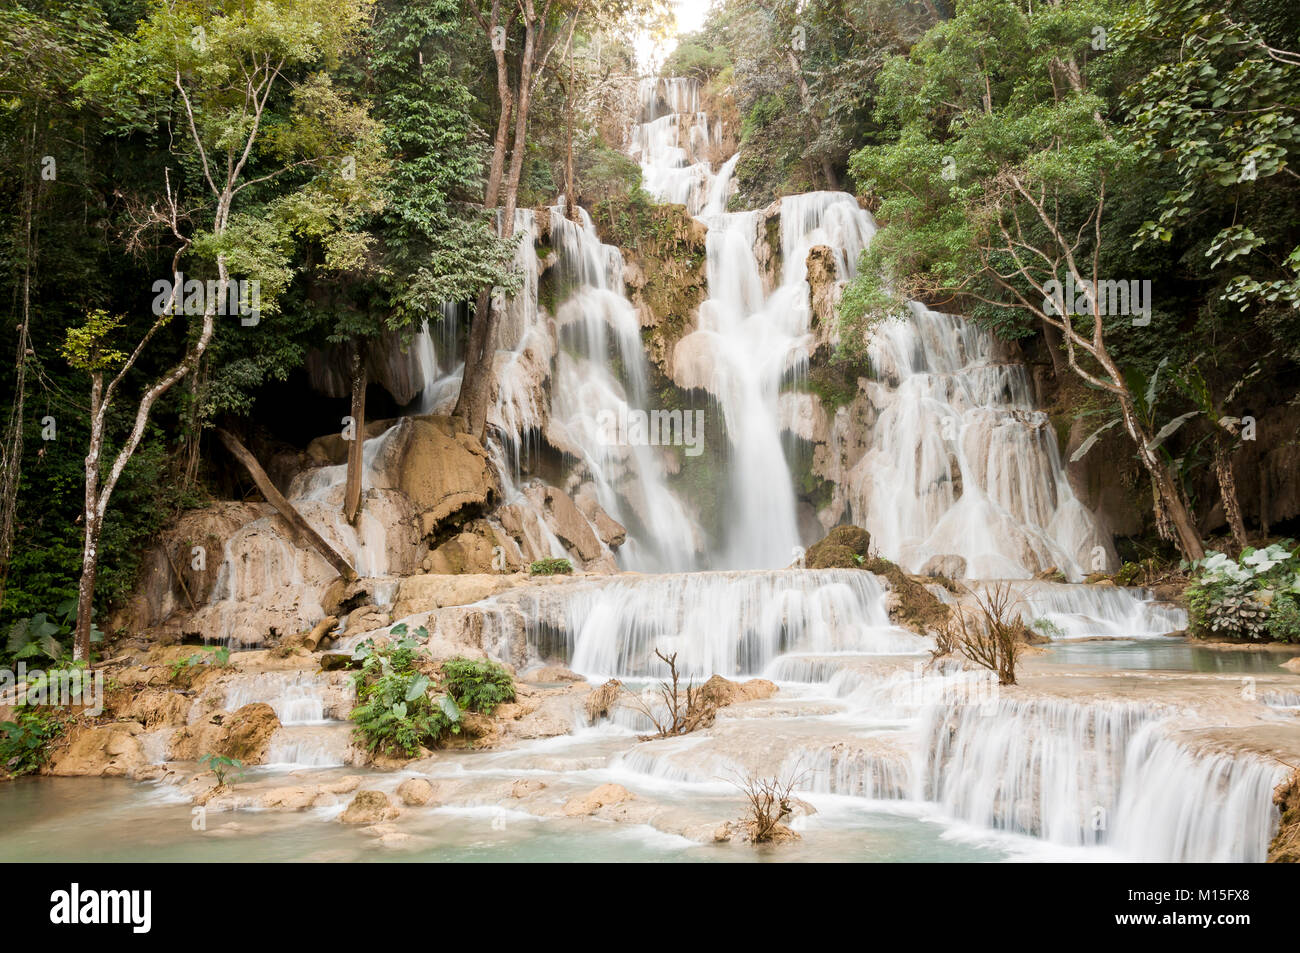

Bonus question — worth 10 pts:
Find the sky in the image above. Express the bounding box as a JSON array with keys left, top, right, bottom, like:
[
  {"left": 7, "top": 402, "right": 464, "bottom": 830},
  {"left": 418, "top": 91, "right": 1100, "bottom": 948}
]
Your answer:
[{"left": 635, "top": 0, "right": 713, "bottom": 72}]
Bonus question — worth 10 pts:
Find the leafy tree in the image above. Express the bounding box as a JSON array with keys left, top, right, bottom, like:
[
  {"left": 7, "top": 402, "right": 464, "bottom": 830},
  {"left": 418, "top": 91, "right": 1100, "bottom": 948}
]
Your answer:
[{"left": 67, "top": 0, "right": 382, "bottom": 659}]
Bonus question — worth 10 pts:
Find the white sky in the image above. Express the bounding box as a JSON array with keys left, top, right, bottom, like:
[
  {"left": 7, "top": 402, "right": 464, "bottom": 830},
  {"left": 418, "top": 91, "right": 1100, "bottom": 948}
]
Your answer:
[{"left": 635, "top": 0, "right": 713, "bottom": 73}]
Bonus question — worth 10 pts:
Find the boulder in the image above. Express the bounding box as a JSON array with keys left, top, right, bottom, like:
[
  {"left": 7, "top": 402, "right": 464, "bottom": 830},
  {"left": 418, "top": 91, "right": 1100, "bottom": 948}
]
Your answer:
[
  {"left": 339, "top": 789, "right": 400, "bottom": 825},
  {"left": 395, "top": 777, "right": 439, "bottom": 807},
  {"left": 394, "top": 416, "right": 500, "bottom": 539},
  {"left": 510, "top": 778, "right": 547, "bottom": 798},
  {"left": 698, "top": 675, "right": 778, "bottom": 708},
  {"left": 563, "top": 783, "right": 634, "bottom": 817},
  {"left": 167, "top": 702, "right": 281, "bottom": 764},
  {"left": 426, "top": 529, "right": 497, "bottom": 575},
  {"left": 529, "top": 486, "right": 604, "bottom": 563},
  {"left": 805, "top": 525, "right": 871, "bottom": 569},
  {"left": 919, "top": 554, "right": 967, "bottom": 580},
  {"left": 216, "top": 703, "right": 281, "bottom": 763},
  {"left": 47, "top": 723, "right": 147, "bottom": 778}
]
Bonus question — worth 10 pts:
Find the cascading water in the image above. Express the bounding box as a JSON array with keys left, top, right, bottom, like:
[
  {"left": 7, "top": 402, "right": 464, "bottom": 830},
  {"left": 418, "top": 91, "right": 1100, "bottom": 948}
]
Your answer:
[
  {"left": 631, "top": 76, "right": 1110, "bottom": 577},
  {"left": 492, "top": 568, "right": 923, "bottom": 679}
]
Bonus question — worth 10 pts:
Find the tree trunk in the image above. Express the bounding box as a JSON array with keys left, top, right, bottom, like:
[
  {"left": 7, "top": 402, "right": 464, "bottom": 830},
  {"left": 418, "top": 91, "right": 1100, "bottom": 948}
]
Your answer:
[
  {"left": 343, "top": 339, "right": 366, "bottom": 526},
  {"left": 1259, "top": 461, "right": 1271, "bottom": 536},
  {"left": 217, "top": 429, "right": 357, "bottom": 582},
  {"left": 73, "top": 373, "right": 106, "bottom": 662},
  {"left": 1213, "top": 440, "right": 1248, "bottom": 551},
  {"left": 1118, "top": 397, "right": 1205, "bottom": 561},
  {"left": 453, "top": 5, "right": 517, "bottom": 437},
  {"left": 456, "top": 10, "right": 539, "bottom": 439}
]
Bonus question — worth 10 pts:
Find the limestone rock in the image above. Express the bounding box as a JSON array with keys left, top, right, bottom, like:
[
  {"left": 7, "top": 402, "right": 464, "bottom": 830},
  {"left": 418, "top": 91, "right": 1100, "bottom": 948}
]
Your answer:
[
  {"left": 510, "top": 778, "right": 547, "bottom": 798},
  {"left": 698, "top": 675, "right": 778, "bottom": 708},
  {"left": 919, "top": 554, "right": 967, "bottom": 580},
  {"left": 339, "top": 789, "right": 400, "bottom": 824},
  {"left": 260, "top": 786, "right": 318, "bottom": 810},
  {"left": 563, "top": 783, "right": 634, "bottom": 816},
  {"left": 395, "top": 777, "right": 439, "bottom": 806},
  {"left": 393, "top": 416, "right": 500, "bottom": 538},
  {"left": 47, "top": 723, "right": 147, "bottom": 778}
]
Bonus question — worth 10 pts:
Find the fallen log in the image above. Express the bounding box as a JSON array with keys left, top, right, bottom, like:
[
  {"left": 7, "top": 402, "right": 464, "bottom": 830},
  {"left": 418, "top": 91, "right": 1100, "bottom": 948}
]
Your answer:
[
  {"left": 216, "top": 428, "right": 357, "bottom": 583},
  {"left": 303, "top": 615, "right": 339, "bottom": 653}
]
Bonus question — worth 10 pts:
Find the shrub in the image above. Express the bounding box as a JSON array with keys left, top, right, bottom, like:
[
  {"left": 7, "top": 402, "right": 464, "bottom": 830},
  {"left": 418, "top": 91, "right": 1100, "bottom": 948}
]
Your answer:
[
  {"left": 0, "top": 707, "right": 66, "bottom": 779},
  {"left": 1266, "top": 594, "right": 1300, "bottom": 644},
  {"left": 441, "top": 657, "right": 515, "bottom": 715},
  {"left": 4, "top": 598, "right": 102, "bottom": 666},
  {"left": 1186, "top": 542, "right": 1300, "bottom": 641},
  {"left": 529, "top": 558, "right": 573, "bottom": 576},
  {"left": 348, "top": 625, "right": 461, "bottom": 758}
]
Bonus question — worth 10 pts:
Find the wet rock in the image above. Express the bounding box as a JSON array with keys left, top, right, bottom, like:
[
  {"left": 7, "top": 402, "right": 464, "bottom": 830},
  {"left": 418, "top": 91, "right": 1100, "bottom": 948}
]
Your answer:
[
  {"left": 920, "top": 554, "right": 967, "bottom": 580},
  {"left": 563, "top": 783, "right": 634, "bottom": 816},
  {"left": 217, "top": 703, "right": 280, "bottom": 763},
  {"left": 395, "top": 777, "right": 438, "bottom": 806},
  {"left": 394, "top": 416, "right": 500, "bottom": 538},
  {"left": 510, "top": 779, "right": 547, "bottom": 798},
  {"left": 167, "top": 702, "right": 280, "bottom": 764},
  {"left": 528, "top": 486, "right": 604, "bottom": 563},
  {"left": 47, "top": 723, "right": 147, "bottom": 778},
  {"left": 260, "top": 786, "right": 318, "bottom": 810},
  {"left": 339, "top": 789, "right": 400, "bottom": 824},
  {"left": 698, "top": 675, "right": 778, "bottom": 708}
]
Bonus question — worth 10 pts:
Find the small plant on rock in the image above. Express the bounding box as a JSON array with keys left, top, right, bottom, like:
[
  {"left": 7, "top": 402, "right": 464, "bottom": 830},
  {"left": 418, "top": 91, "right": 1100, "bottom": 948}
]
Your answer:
[
  {"left": 529, "top": 557, "right": 574, "bottom": 576},
  {"left": 945, "top": 583, "right": 1027, "bottom": 685},
  {"left": 441, "top": 657, "right": 515, "bottom": 714},
  {"left": 1186, "top": 543, "right": 1300, "bottom": 641},
  {"left": 198, "top": 752, "right": 243, "bottom": 787},
  {"left": 349, "top": 624, "right": 461, "bottom": 758}
]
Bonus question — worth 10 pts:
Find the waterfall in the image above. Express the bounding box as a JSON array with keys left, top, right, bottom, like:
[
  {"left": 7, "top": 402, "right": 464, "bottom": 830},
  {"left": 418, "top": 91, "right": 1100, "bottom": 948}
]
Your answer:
[
  {"left": 488, "top": 568, "right": 925, "bottom": 679},
  {"left": 628, "top": 76, "right": 1112, "bottom": 577},
  {"left": 917, "top": 697, "right": 1284, "bottom": 861}
]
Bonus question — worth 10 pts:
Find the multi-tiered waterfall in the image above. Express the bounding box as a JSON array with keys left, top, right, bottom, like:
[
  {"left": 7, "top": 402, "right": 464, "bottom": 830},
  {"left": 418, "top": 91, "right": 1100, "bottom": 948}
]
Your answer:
[
  {"left": 629, "top": 76, "right": 1107, "bottom": 577},
  {"left": 139, "top": 72, "right": 1292, "bottom": 867}
]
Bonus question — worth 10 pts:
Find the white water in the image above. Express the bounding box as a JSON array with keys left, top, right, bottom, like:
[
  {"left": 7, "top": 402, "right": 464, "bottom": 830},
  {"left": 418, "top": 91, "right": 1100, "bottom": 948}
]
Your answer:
[{"left": 493, "top": 568, "right": 924, "bottom": 679}]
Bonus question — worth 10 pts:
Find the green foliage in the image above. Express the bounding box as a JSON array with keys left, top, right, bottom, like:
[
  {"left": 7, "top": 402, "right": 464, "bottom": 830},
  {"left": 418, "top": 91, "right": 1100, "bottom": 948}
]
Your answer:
[
  {"left": 529, "top": 558, "right": 574, "bottom": 576},
  {"left": 4, "top": 599, "right": 101, "bottom": 666},
  {"left": 348, "top": 624, "right": 461, "bottom": 757},
  {"left": 1030, "top": 618, "right": 1066, "bottom": 640},
  {"left": 1266, "top": 594, "right": 1300, "bottom": 644},
  {"left": 168, "top": 645, "right": 231, "bottom": 682},
  {"left": 1185, "top": 543, "right": 1300, "bottom": 641},
  {"left": 0, "top": 706, "right": 66, "bottom": 779},
  {"left": 198, "top": 753, "right": 243, "bottom": 786},
  {"left": 441, "top": 656, "right": 515, "bottom": 715},
  {"left": 662, "top": 38, "right": 730, "bottom": 79}
]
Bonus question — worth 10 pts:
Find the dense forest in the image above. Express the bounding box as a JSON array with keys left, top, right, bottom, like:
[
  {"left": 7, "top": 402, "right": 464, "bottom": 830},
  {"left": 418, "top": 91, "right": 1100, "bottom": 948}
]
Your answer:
[{"left": 1, "top": 0, "right": 1298, "bottom": 652}]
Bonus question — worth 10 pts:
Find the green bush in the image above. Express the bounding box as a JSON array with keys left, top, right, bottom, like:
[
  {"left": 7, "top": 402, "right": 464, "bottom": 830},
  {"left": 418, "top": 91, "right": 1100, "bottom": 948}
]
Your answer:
[
  {"left": 441, "top": 657, "right": 515, "bottom": 715},
  {"left": 1186, "top": 543, "right": 1300, "bottom": 641},
  {"left": 0, "top": 707, "right": 66, "bottom": 779},
  {"left": 4, "top": 599, "right": 102, "bottom": 666},
  {"left": 348, "top": 624, "right": 460, "bottom": 758},
  {"left": 1267, "top": 594, "right": 1300, "bottom": 643},
  {"left": 529, "top": 558, "right": 573, "bottom": 576}
]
